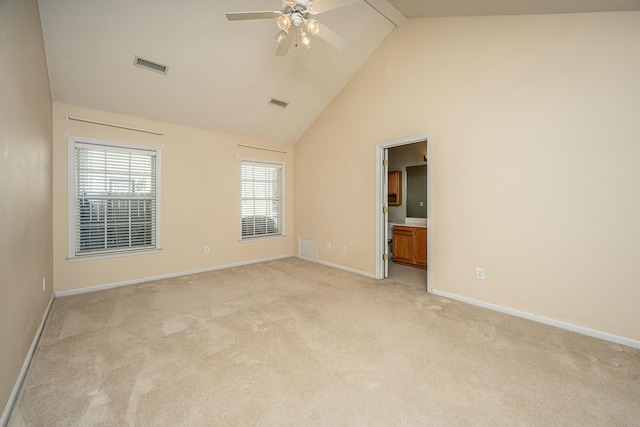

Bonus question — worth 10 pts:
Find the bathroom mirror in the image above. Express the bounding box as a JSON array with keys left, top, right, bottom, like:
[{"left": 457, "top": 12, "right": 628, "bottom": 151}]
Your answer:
[{"left": 406, "top": 165, "right": 427, "bottom": 218}]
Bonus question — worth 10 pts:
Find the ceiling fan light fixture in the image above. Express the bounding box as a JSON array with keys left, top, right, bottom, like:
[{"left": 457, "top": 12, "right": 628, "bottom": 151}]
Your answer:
[
  {"left": 275, "top": 30, "right": 288, "bottom": 43},
  {"left": 277, "top": 14, "right": 292, "bottom": 32},
  {"left": 300, "top": 31, "right": 311, "bottom": 49},
  {"left": 283, "top": 0, "right": 296, "bottom": 6},
  {"left": 305, "top": 19, "right": 320, "bottom": 35}
]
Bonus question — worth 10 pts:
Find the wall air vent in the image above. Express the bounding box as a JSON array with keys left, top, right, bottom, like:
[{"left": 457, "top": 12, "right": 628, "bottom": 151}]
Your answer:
[
  {"left": 268, "top": 98, "right": 289, "bottom": 109},
  {"left": 133, "top": 56, "right": 169, "bottom": 74}
]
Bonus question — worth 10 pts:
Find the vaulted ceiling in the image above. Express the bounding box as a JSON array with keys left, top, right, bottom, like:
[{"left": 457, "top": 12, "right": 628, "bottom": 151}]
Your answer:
[{"left": 38, "top": 0, "right": 640, "bottom": 144}]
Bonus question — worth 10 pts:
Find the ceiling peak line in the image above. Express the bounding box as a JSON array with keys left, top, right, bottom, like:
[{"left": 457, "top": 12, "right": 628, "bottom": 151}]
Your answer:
[{"left": 363, "top": 0, "right": 407, "bottom": 26}]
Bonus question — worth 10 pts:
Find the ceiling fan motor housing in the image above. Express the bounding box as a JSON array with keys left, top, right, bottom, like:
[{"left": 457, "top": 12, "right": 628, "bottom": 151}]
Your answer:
[
  {"left": 282, "top": 0, "right": 314, "bottom": 16},
  {"left": 284, "top": 0, "right": 312, "bottom": 9},
  {"left": 291, "top": 13, "right": 305, "bottom": 28}
]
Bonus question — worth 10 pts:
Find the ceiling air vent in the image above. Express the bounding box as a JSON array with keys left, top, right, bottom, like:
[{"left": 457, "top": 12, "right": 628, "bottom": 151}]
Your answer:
[
  {"left": 134, "top": 56, "right": 168, "bottom": 75},
  {"left": 268, "top": 98, "right": 289, "bottom": 109}
]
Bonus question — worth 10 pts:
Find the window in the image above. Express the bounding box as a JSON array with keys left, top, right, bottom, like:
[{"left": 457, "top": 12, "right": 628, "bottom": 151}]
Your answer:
[
  {"left": 69, "top": 137, "right": 160, "bottom": 259},
  {"left": 240, "top": 160, "right": 284, "bottom": 239}
]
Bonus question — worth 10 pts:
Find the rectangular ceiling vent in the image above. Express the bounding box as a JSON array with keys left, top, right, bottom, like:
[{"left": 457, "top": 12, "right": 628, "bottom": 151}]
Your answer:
[
  {"left": 268, "top": 98, "right": 289, "bottom": 109},
  {"left": 134, "top": 56, "right": 168, "bottom": 75}
]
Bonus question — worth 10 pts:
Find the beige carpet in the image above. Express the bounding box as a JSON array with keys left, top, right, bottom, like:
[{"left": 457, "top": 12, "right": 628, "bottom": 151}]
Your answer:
[{"left": 8, "top": 258, "right": 640, "bottom": 426}]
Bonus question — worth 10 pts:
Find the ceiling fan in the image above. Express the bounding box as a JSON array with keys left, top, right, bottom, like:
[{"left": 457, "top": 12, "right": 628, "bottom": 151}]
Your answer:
[{"left": 226, "top": 0, "right": 359, "bottom": 55}]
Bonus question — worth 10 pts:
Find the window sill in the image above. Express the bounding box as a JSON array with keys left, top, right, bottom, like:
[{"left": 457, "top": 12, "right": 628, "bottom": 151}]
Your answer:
[
  {"left": 238, "top": 234, "right": 285, "bottom": 243},
  {"left": 67, "top": 248, "right": 162, "bottom": 262}
]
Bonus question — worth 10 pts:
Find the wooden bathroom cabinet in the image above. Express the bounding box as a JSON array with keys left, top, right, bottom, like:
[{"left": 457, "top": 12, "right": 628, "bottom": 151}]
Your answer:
[{"left": 392, "top": 225, "right": 427, "bottom": 269}]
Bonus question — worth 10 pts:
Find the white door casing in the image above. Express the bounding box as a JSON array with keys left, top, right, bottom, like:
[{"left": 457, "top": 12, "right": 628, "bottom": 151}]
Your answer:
[{"left": 375, "top": 133, "right": 432, "bottom": 293}]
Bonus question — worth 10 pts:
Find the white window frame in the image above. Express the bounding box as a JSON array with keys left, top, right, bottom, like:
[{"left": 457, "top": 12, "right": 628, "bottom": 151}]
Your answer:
[
  {"left": 67, "top": 136, "right": 162, "bottom": 261},
  {"left": 239, "top": 158, "right": 285, "bottom": 241}
]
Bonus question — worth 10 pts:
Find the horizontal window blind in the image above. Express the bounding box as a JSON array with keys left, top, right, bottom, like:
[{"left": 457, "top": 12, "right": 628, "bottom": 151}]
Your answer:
[
  {"left": 241, "top": 161, "right": 283, "bottom": 239},
  {"left": 75, "top": 143, "right": 157, "bottom": 256}
]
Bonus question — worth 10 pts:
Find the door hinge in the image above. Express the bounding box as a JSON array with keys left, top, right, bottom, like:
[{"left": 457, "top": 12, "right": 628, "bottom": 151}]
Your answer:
[
  {"left": 383, "top": 206, "right": 388, "bottom": 214},
  {"left": 383, "top": 159, "right": 388, "bottom": 166},
  {"left": 383, "top": 253, "right": 388, "bottom": 261}
]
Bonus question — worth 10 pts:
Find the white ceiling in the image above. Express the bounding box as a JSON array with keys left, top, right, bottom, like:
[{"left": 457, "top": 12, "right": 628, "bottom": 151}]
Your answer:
[{"left": 38, "top": 0, "right": 640, "bottom": 144}]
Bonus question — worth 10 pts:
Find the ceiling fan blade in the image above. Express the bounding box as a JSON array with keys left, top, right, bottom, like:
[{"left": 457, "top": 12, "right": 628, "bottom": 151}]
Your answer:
[
  {"left": 308, "top": 0, "right": 360, "bottom": 14},
  {"left": 226, "top": 11, "right": 279, "bottom": 21},
  {"left": 316, "top": 23, "right": 346, "bottom": 50},
  {"left": 275, "top": 29, "right": 296, "bottom": 56}
]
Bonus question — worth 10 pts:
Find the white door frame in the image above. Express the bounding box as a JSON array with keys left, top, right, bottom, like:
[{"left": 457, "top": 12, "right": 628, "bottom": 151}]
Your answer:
[
  {"left": 383, "top": 148, "right": 389, "bottom": 278},
  {"left": 375, "top": 133, "right": 432, "bottom": 293}
]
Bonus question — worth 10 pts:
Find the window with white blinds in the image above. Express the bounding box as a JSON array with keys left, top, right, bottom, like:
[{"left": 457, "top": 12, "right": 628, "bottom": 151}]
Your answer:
[
  {"left": 240, "top": 160, "right": 283, "bottom": 239},
  {"left": 69, "top": 138, "right": 160, "bottom": 258}
]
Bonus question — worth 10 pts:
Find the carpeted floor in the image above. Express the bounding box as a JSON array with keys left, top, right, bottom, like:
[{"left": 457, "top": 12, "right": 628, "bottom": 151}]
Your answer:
[{"left": 8, "top": 258, "right": 640, "bottom": 426}]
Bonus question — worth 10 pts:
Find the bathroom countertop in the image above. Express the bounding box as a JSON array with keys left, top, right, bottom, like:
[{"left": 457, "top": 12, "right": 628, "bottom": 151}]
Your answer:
[{"left": 390, "top": 219, "right": 428, "bottom": 228}]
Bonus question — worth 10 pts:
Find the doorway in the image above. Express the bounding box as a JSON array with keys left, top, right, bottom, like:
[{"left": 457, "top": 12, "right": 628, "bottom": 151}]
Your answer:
[{"left": 375, "top": 134, "right": 431, "bottom": 292}]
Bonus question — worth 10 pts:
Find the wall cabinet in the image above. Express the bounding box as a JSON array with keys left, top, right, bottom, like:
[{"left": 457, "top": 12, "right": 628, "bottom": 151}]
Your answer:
[
  {"left": 392, "top": 225, "right": 427, "bottom": 269},
  {"left": 388, "top": 171, "right": 402, "bottom": 206}
]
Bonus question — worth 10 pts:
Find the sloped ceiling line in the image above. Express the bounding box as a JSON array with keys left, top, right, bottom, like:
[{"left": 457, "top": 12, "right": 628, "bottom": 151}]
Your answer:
[{"left": 363, "top": 0, "right": 407, "bottom": 26}]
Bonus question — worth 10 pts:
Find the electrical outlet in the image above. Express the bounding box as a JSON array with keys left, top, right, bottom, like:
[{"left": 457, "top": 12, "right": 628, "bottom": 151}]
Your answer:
[
  {"left": 342, "top": 246, "right": 347, "bottom": 254},
  {"left": 42, "top": 277, "right": 46, "bottom": 292},
  {"left": 476, "top": 268, "right": 485, "bottom": 280},
  {"left": 327, "top": 242, "right": 332, "bottom": 250},
  {"left": 204, "top": 245, "right": 210, "bottom": 254}
]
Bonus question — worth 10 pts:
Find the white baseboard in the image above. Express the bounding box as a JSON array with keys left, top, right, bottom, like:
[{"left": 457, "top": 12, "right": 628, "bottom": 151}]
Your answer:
[
  {"left": 1, "top": 294, "right": 55, "bottom": 427},
  {"left": 432, "top": 289, "right": 640, "bottom": 350},
  {"left": 55, "top": 254, "right": 295, "bottom": 297},
  {"left": 316, "top": 259, "right": 377, "bottom": 279}
]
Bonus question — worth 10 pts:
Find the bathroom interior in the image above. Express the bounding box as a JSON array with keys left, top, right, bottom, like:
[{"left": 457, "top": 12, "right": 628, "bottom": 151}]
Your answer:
[{"left": 387, "top": 141, "right": 428, "bottom": 288}]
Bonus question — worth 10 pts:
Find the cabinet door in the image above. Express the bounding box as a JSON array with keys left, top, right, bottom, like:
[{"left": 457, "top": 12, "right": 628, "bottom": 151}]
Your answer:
[
  {"left": 392, "top": 226, "right": 413, "bottom": 264},
  {"left": 388, "top": 171, "right": 402, "bottom": 206},
  {"left": 415, "top": 228, "right": 427, "bottom": 268}
]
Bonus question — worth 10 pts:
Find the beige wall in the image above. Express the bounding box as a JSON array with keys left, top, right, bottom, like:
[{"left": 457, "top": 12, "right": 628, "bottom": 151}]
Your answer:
[
  {"left": 294, "top": 12, "right": 640, "bottom": 341},
  {"left": 52, "top": 103, "right": 294, "bottom": 292},
  {"left": 0, "top": 0, "right": 54, "bottom": 416}
]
